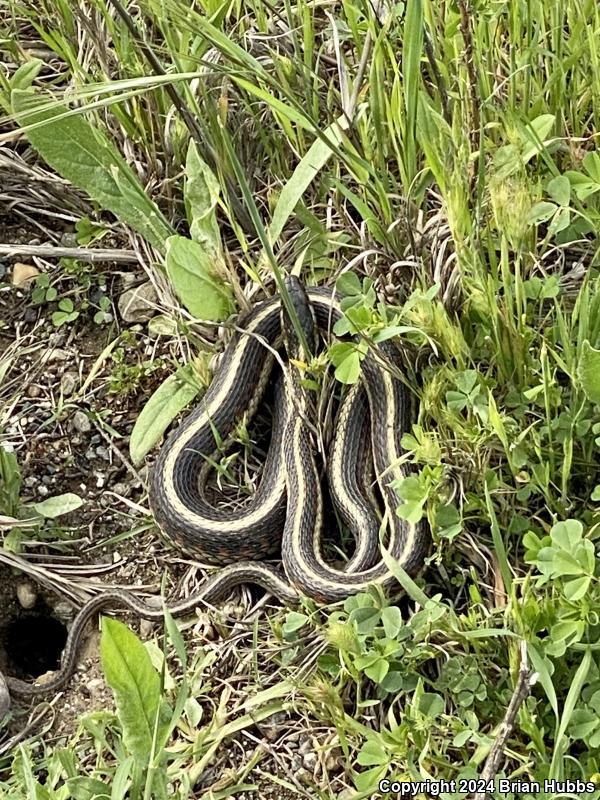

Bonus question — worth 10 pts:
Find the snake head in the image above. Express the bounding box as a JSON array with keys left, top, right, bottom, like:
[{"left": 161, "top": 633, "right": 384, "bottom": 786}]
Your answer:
[{"left": 282, "top": 275, "right": 316, "bottom": 361}]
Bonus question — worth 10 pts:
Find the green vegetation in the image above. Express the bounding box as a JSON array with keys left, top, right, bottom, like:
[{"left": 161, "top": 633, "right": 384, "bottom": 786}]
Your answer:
[{"left": 3, "top": 0, "right": 600, "bottom": 797}]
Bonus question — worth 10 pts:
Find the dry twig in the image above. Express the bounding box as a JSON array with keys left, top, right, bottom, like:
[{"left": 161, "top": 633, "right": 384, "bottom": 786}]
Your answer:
[{"left": 473, "top": 641, "right": 539, "bottom": 800}]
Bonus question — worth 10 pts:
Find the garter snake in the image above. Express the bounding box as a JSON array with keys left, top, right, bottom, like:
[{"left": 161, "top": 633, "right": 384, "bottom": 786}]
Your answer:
[{"left": 3, "top": 277, "right": 428, "bottom": 703}]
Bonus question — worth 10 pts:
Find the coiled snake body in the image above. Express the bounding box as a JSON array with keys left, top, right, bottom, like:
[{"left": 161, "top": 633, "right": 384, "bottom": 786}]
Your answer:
[{"left": 3, "top": 277, "right": 428, "bottom": 704}]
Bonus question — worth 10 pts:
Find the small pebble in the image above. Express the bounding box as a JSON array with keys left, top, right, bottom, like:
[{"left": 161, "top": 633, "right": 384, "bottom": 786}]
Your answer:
[
  {"left": 37, "top": 485, "right": 49, "bottom": 496},
  {"left": 11, "top": 262, "right": 40, "bottom": 286},
  {"left": 72, "top": 411, "right": 91, "bottom": 433},
  {"left": 16, "top": 581, "right": 37, "bottom": 609},
  {"left": 0, "top": 673, "right": 10, "bottom": 719},
  {"left": 85, "top": 678, "right": 104, "bottom": 696},
  {"left": 44, "top": 348, "right": 69, "bottom": 363},
  {"left": 26, "top": 384, "right": 42, "bottom": 398},
  {"left": 325, "top": 749, "right": 342, "bottom": 771},
  {"left": 60, "top": 373, "right": 78, "bottom": 396},
  {"left": 302, "top": 752, "right": 317, "bottom": 772},
  {"left": 54, "top": 601, "right": 76, "bottom": 620},
  {"left": 296, "top": 768, "right": 312, "bottom": 784},
  {"left": 60, "top": 232, "right": 77, "bottom": 247}
]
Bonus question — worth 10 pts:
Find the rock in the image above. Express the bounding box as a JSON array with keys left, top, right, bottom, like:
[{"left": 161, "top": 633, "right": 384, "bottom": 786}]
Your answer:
[
  {"left": 42, "top": 348, "right": 70, "bottom": 363},
  {"left": 16, "top": 581, "right": 37, "bottom": 609},
  {"left": 85, "top": 678, "right": 104, "bottom": 697},
  {"left": 302, "top": 751, "right": 318, "bottom": 772},
  {"left": 54, "top": 601, "right": 76, "bottom": 621},
  {"left": 95, "top": 446, "right": 110, "bottom": 461},
  {"left": 37, "top": 485, "right": 49, "bottom": 496},
  {"left": 60, "top": 373, "right": 78, "bottom": 396},
  {"left": 255, "top": 710, "right": 288, "bottom": 741},
  {"left": 26, "top": 384, "right": 42, "bottom": 398},
  {"left": 60, "top": 232, "right": 78, "bottom": 247},
  {"left": 118, "top": 281, "right": 158, "bottom": 323},
  {"left": 12, "top": 262, "right": 40, "bottom": 286},
  {"left": 0, "top": 672, "right": 10, "bottom": 719},
  {"left": 325, "top": 747, "right": 342, "bottom": 771},
  {"left": 72, "top": 411, "right": 91, "bottom": 433}
]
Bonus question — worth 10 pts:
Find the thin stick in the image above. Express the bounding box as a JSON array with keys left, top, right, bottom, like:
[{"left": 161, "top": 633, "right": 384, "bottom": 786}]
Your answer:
[
  {"left": 0, "top": 243, "right": 139, "bottom": 263},
  {"left": 473, "top": 641, "right": 539, "bottom": 800}
]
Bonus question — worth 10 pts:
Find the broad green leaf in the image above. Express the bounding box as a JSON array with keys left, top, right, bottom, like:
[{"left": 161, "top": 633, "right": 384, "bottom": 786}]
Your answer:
[
  {"left": 10, "top": 59, "right": 43, "bottom": 93},
  {"left": 31, "top": 493, "right": 83, "bottom": 518},
  {"left": 364, "top": 658, "right": 390, "bottom": 684},
  {"left": 65, "top": 777, "right": 110, "bottom": 800},
  {"left": 528, "top": 201, "right": 557, "bottom": 226},
  {"left": 381, "top": 606, "right": 402, "bottom": 639},
  {"left": 329, "top": 343, "right": 362, "bottom": 384},
  {"left": 282, "top": 611, "right": 309, "bottom": 635},
  {"left": 583, "top": 151, "right": 600, "bottom": 183},
  {"left": 11, "top": 90, "right": 173, "bottom": 252},
  {"left": 547, "top": 175, "right": 570, "bottom": 206},
  {"left": 446, "top": 390, "right": 468, "bottom": 411},
  {"left": 419, "top": 692, "right": 445, "bottom": 718},
  {"left": 568, "top": 709, "right": 599, "bottom": 741},
  {"left": 354, "top": 765, "right": 388, "bottom": 792},
  {"left": 100, "top": 617, "right": 168, "bottom": 764},
  {"left": 165, "top": 235, "right": 234, "bottom": 321},
  {"left": 578, "top": 340, "right": 600, "bottom": 405},
  {"left": 184, "top": 140, "right": 223, "bottom": 258},
  {"left": 349, "top": 607, "right": 381, "bottom": 634},
  {"left": 548, "top": 206, "right": 570, "bottom": 234},
  {"left": 129, "top": 363, "right": 203, "bottom": 465},
  {"left": 551, "top": 519, "right": 583, "bottom": 550},
  {"left": 356, "top": 738, "right": 388, "bottom": 766},
  {"left": 267, "top": 116, "right": 349, "bottom": 247},
  {"left": 336, "top": 272, "right": 362, "bottom": 297},
  {"left": 521, "top": 114, "right": 556, "bottom": 163},
  {"left": 564, "top": 576, "right": 591, "bottom": 602},
  {"left": 564, "top": 170, "right": 600, "bottom": 201},
  {"left": 528, "top": 643, "right": 558, "bottom": 719},
  {"left": 380, "top": 671, "right": 404, "bottom": 693}
]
